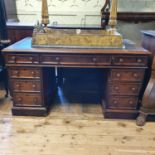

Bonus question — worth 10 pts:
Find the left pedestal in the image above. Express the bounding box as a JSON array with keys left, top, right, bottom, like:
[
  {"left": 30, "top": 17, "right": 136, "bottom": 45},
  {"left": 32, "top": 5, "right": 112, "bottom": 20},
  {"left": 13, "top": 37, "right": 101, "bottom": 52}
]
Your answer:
[{"left": 8, "top": 66, "right": 56, "bottom": 116}]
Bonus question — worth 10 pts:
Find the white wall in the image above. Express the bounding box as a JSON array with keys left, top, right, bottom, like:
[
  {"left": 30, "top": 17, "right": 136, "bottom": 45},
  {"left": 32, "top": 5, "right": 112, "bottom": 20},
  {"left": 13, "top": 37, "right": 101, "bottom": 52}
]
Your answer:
[
  {"left": 5, "top": 0, "right": 155, "bottom": 44},
  {"left": 13, "top": 0, "right": 155, "bottom": 25}
]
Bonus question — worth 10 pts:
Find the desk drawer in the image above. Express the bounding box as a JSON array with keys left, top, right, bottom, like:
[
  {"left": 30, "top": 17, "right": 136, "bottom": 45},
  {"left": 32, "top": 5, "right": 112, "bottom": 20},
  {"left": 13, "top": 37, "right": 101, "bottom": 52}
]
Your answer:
[
  {"left": 108, "top": 83, "right": 141, "bottom": 95},
  {"left": 109, "top": 69, "right": 145, "bottom": 82},
  {"left": 108, "top": 96, "right": 138, "bottom": 109},
  {"left": 10, "top": 80, "right": 41, "bottom": 92},
  {"left": 8, "top": 67, "right": 41, "bottom": 79},
  {"left": 112, "top": 56, "right": 148, "bottom": 66},
  {"left": 5, "top": 54, "right": 39, "bottom": 64},
  {"left": 13, "top": 93, "right": 43, "bottom": 107},
  {"left": 41, "top": 54, "right": 111, "bottom": 66}
]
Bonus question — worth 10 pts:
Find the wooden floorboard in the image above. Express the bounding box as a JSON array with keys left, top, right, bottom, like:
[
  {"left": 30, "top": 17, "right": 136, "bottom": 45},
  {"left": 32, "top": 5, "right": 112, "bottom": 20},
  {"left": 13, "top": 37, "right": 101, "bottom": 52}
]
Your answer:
[{"left": 0, "top": 90, "right": 155, "bottom": 155}]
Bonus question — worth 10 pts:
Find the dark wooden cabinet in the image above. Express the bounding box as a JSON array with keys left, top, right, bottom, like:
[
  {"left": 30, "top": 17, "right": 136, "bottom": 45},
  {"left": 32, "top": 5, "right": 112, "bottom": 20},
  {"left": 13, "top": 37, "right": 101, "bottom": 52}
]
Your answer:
[
  {"left": 2, "top": 38, "right": 152, "bottom": 119},
  {"left": 136, "top": 30, "right": 155, "bottom": 126}
]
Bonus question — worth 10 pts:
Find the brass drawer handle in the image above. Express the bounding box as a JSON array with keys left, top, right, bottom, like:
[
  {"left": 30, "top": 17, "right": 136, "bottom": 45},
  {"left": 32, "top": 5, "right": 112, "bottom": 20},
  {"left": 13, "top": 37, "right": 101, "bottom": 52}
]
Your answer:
[
  {"left": 113, "top": 100, "right": 118, "bottom": 104},
  {"left": 92, "top": 57, "right": 97, "bottom": 62},
  {"left": 114, "top": 86, "right": 119, "bottom": 90},
  {"left": 33, "top": 97, "right": 38, "bottom": 104},
  {"left": 137, "top": 59, "right": 142, "bottom": 63},
  {"left": 16, "top": 84, "right": 20, "bottom": 88},
  {"left": 11, "top": 56, "right": 16, "bottom": 61},
  {"left": 17, "top": 97, "right": 23, "bottom": 102},
  {"left": 119, "top": 58, "right": 124, "bottom": 63},
  {"left": 128, "top": 100, "right": 134, "bottom": 105},
  {"left": 29, "top": 57, "right": 33, "bottom": 61},
  {"left": 31, "top": 71, "right": 35, "bottom": 76},
  {"left": 116, "top": 73, "right": 121, "bottom": 77},
  {"left": 14, "top": 70, "right": 19, "bottom": 76},
  {"left": 55, "top": 57, "right": 60, "bottom": 61},
  {"left": 131, "top": 87, "right": 136, "bottom": 91},
  {"left": 133, "top": 73, "right": 138, "bottom": 78},
  {"left": 32, "top": 84, "right": 37, "bottom": 89}
]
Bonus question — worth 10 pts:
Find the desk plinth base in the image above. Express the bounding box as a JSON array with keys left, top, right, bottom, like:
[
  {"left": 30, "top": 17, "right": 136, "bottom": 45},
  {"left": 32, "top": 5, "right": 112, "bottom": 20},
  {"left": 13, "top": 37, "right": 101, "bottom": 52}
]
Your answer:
[
  {"left": 102, "top": 102, "right": 139, "bottom": 119},
  {"left": 103, "top": 108, "right": 139, "bottom": 119},
  {"left": 12, "top": 107, "right": 48, "bottom": 116}
]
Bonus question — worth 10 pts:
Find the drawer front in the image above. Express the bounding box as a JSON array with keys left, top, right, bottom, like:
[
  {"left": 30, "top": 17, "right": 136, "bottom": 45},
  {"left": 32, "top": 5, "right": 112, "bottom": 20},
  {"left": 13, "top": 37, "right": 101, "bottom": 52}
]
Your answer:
[
  {"left": 109, "top": 69, "right": 145, "bottom": 82},
  {"left": 108, "top": 83, "right": 142, "bottom": 95},
  {"left": 41, "top": 54, "right": 111, "bottom": 66},
  {"left": 5, "top": 54, "right": 39, "bottom": 64},
  {"left": 10, "top": 80, "right": 41, "bottom": 92},
  {"left": 8, "top": 67, "right": 41, "bottom": 79},
  {"left": 13, "top": 93, "right": 43, "bottom": 107},
  {"left": 108, "top": 96, "right": 138, "bottom": 109},
  {"left": 112, "top": 56, "right": 148, "bottom": 66}
]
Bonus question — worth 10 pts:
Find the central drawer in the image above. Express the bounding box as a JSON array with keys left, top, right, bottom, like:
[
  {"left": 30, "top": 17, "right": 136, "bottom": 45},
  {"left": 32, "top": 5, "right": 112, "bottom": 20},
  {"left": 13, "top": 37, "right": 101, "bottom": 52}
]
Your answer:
[
  {"left": 40, "top": 54, "right": 111, "bottom": 66},
  {"left": 10, "top": 80, "right": 41, "bottom": 92}
]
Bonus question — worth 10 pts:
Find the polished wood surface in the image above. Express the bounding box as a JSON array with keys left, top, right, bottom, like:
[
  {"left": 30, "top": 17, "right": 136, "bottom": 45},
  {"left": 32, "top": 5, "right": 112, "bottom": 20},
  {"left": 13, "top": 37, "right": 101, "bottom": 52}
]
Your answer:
[
  {"left": 1, "top": 89, "right": 155, "bottom": 155},
  {"left": 2, "top": 38, "right": 152, "bottom": 119}
]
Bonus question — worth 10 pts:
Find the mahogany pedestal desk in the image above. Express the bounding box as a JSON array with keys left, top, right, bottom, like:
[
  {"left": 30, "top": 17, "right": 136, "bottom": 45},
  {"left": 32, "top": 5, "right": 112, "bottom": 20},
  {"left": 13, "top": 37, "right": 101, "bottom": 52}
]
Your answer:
[
  {"left": 2, "top": 38, "right": 152, "bottom": 119},
  {"left": 136, "top": 31, "right": 155, "bottom": 126}
]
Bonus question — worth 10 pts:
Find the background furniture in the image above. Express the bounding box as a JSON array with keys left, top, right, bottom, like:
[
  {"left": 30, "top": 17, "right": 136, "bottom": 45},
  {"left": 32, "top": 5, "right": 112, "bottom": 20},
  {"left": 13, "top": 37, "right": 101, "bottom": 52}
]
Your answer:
[
  {"left": 2, "top": 37, "right": 151, "bottom": 118},
  {"left": 0, "top": 0, "right": 9, "bottom": 97},
  {"left": 136, "top": 30, "right": 155, "bottom": 126},
  {"left": 0, "top": 44, "right": 8, "bottom": 97}
]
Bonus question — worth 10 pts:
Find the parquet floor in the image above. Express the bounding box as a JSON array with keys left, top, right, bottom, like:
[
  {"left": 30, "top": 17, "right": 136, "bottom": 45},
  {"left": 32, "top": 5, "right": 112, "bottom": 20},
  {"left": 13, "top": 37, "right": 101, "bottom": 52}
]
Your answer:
[{"left": 0, "top": 89, "right": 155, "bottom": 155}]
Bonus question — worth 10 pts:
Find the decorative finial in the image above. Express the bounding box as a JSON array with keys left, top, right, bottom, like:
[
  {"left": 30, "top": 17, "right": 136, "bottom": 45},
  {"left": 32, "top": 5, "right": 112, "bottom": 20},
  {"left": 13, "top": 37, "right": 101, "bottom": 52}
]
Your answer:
[
  {"left": 41, "top": 0, "right": 49, "bottom": 26},
  {"left": 108, "top": 0, "right": 117, "bottom": 29}
]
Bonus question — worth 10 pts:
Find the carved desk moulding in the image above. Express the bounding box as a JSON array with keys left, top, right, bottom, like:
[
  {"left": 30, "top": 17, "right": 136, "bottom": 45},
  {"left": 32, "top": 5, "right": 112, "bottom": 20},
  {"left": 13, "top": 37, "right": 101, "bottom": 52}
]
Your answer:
[{"left": 32, "top": 0, "right": 123, "bottom": 48}]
